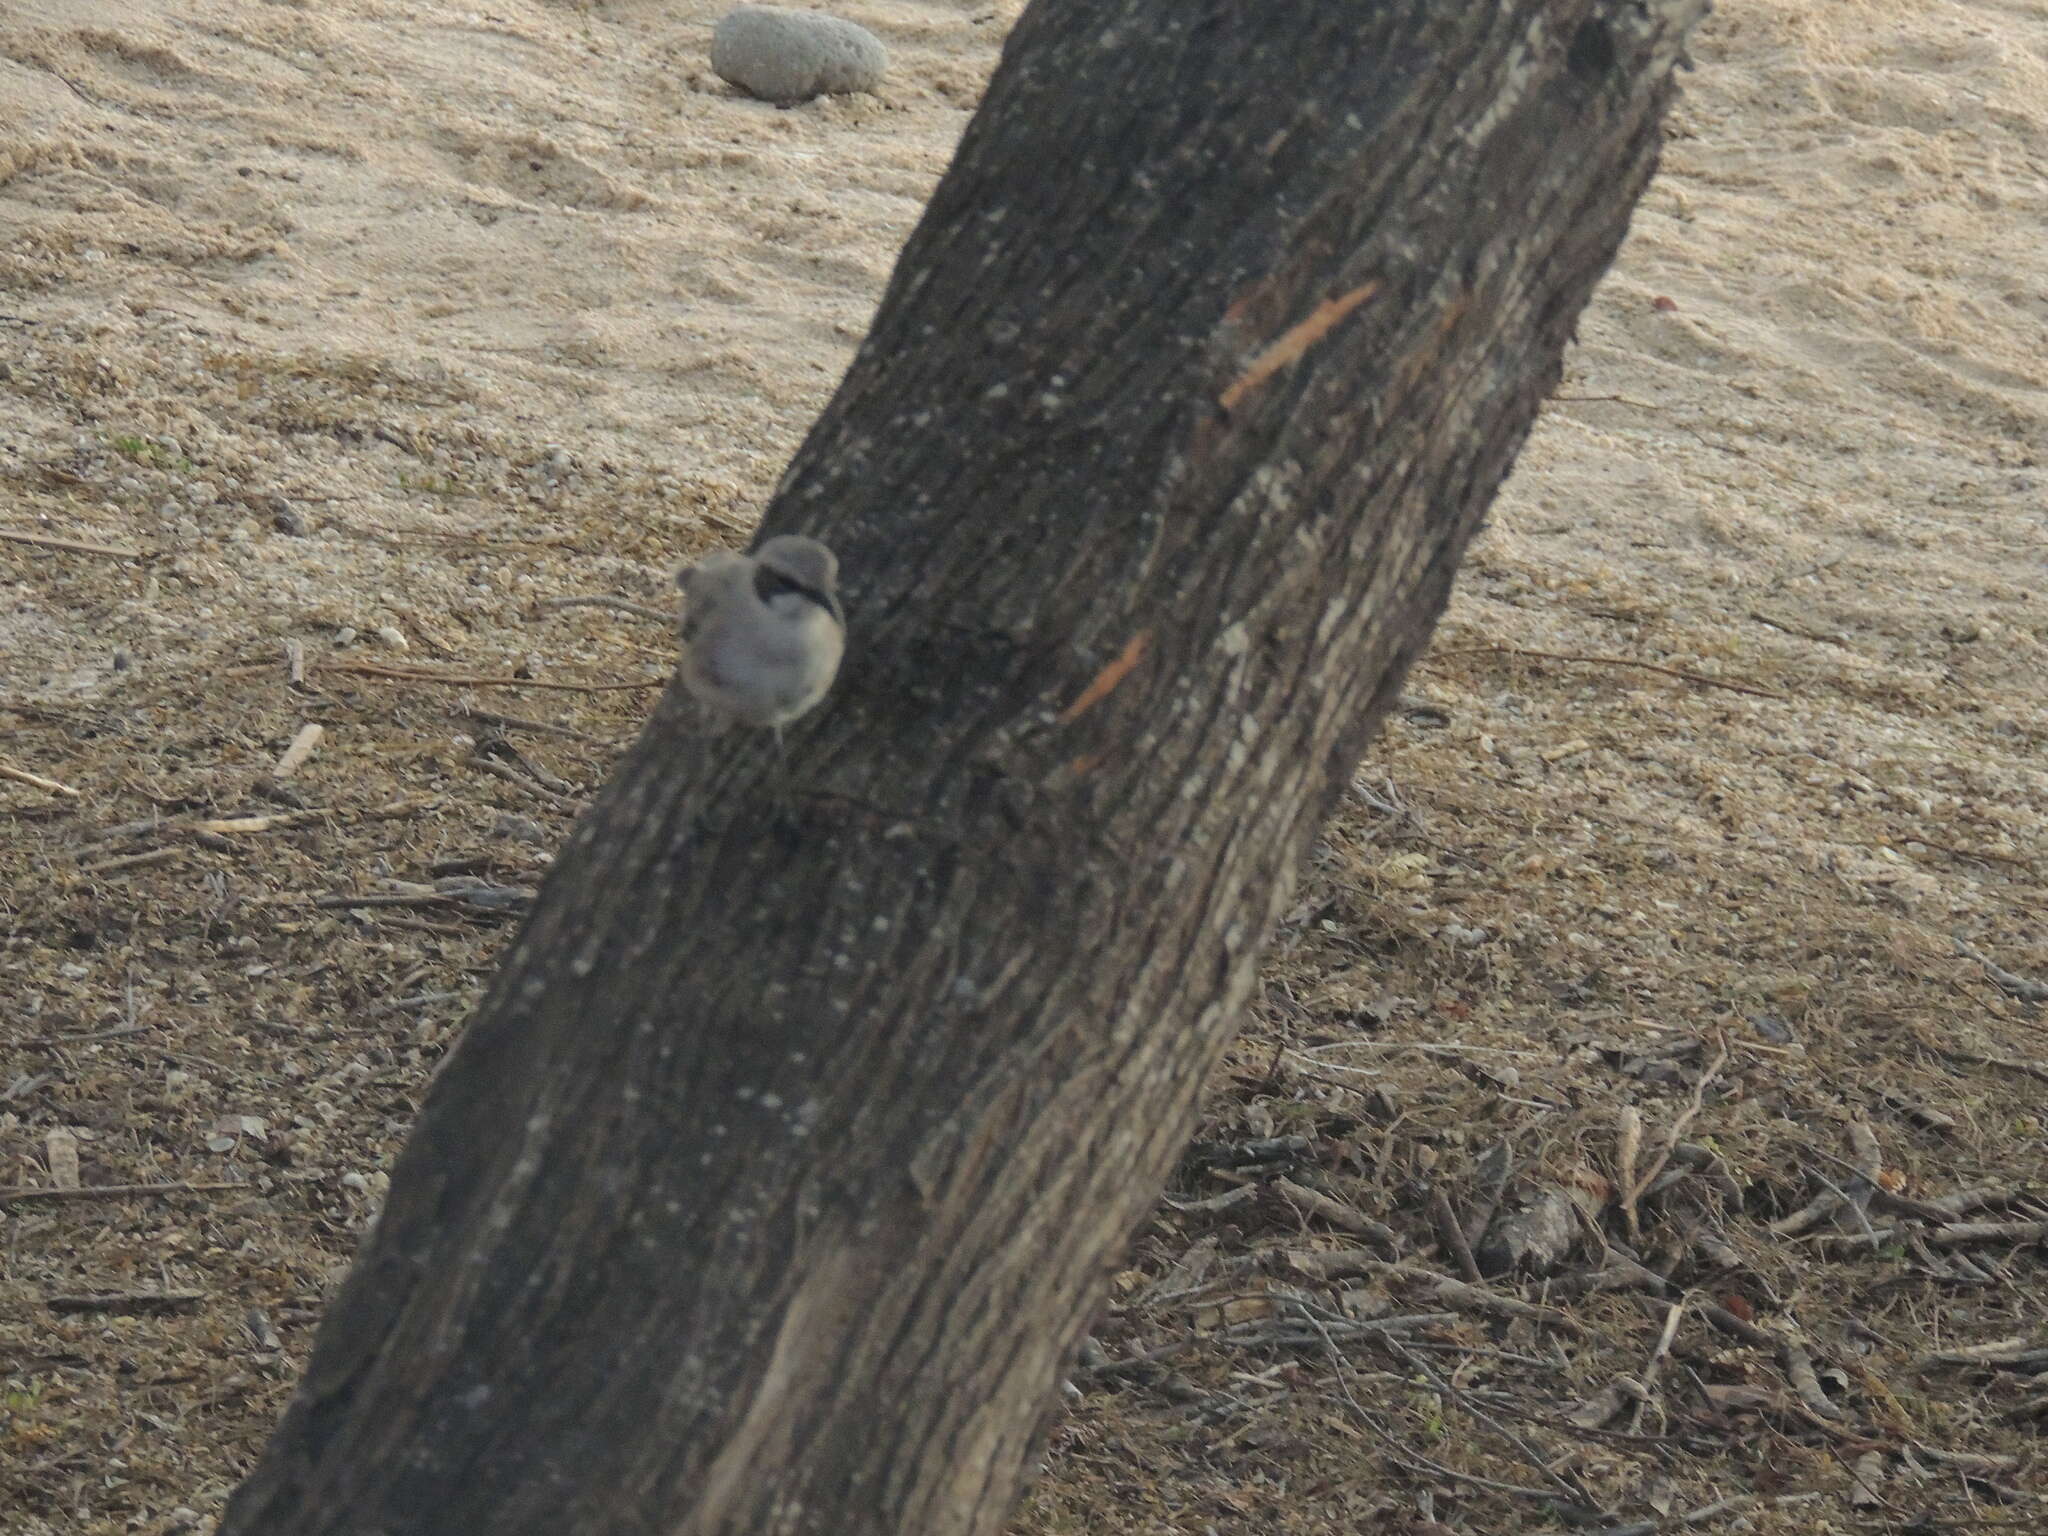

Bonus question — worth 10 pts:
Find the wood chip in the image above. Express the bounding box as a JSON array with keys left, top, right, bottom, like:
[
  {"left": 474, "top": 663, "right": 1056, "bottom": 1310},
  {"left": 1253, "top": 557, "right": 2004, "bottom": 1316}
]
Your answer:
[
  {"left": 195, "top": 810, "right": 326, "bottom": 834},
  {"left": 273, "top": 722, "right": 325, "bottom": 778},
  {"left": 1781, "top": 1339, "right": 1844, "bottom": 1420},
  {"left": 43, "top": 1128, "right": 81, "bottom": 1191}
]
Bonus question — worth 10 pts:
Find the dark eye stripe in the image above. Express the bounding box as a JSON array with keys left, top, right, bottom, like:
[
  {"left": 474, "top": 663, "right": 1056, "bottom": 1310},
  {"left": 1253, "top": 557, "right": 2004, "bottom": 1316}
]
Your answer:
[{"left": 753, "top": 564, "right": 837, "bottom": 619}]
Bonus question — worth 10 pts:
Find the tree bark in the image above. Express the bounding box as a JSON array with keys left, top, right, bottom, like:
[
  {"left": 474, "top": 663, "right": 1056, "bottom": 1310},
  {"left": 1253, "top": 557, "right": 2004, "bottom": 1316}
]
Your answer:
[{"left": 220, "top": 2, "right": 1705, "bottom": 1532}]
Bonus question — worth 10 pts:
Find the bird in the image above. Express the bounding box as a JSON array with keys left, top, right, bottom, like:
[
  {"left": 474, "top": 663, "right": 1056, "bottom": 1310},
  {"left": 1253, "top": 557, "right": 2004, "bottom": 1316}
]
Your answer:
[{"left": 676, "top": 534, "right": 845, "bottom": 744}]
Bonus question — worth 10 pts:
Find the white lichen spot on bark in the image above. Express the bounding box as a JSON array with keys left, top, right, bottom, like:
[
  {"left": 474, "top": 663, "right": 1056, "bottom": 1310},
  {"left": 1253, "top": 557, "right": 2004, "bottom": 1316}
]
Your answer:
[
  {"left": 1315, "top": 591, "right": 1349, "bottom": 642},
  {"left": 1461, "top": 14, "right": 1548, "bottom": 150}
]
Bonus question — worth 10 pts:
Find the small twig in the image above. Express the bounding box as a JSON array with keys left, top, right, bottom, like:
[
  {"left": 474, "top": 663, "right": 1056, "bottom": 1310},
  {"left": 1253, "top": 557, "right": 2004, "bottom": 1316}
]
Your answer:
[
  {"left": 1769, "top": 1181, "right": 1845, "bottom": 1238},
  {"left": 0, "top": 761, "right": 81, "bottom": 797},
  {"left": 195, "top": 810, "right": 325, "bottom": 835},
  {"left": 1806, "top": 1168, "right": 1884, "bottom": 1248},
  {"left": 2001, "top": 1392, "right": 2048, "bottom": 1422},
  {"left": 1292, "top": 1252, "right": 1581, "bottom": 1331},
  {"left": 1746, "top": 610, "right": 1852, "bottom": 648},
  {"left": 1293, "top": 1302, "right": 1583, "bottom": 1509},
  {"left": 474, "top": 736, "right": 576, "bottom": 793},
  {"left": 1917, "top": 1335, "right": 2039, "bottom": 1368},
  {"left": 1075, "top": 1334, "right": 1205, "bottom": 1382},
  {"left": 1896, "top": 835, "right": 2033, "bottom": 872},
  {"left": 1910, "top": 1444, "right": 2022, "bottom": 1474},
  {"left": 1921, "top": 1219, "right": 2048, "bottom": 1248},
  {"left": 45, "top": 1290, "right": 206, "bottom": 1315},
  {"left": 1595, "top": 1490, "right": 1826, "bottom": 1535},
  {"left": 366, "top": 990, "right": 474, "bottom": 1018},
  {"left": 452, "top": 705, "right": 598, "bottom": 743},
  {"left": 1616, "top": 1104, "right": 1645, "bottom": 1241},
  {"left": 77, "top": 847, "right": 182, "bottom": 876},
  {"left": 1624, "top": 1041, "right": 1726, "bottom": 1217},
  {"left": 1936, "top": 1046, "right": 2048, "bottom": 1085},
  {"left": 534, "top": 595, "right": 675, "bottom": 625},
  {"left": 0, "top": 527, "right": 141, "bottom": 558},
  {"left": 1273, "top": 1178, "right": 1399, "bottom": 1250},
  {"left": 1695, "top": 1302, "right": 1773, "bottom": 1350},
  {"left": 1429, "top": 643, "right": 1784, "bottom": 700},
  {"left": 1927, "top": 1184, "right": 2022, "bottom": 1221},
  {"left": 1291, "top": 1039, "right": 1546, "bottom": 1060},
  {"left": 1374, "top": 1326, "right": 1593, "bottom": 1507},
  {"left": 321, "top": 660, "right": 661, "bottom": 693},
  {"left": 1552, "top": 392, "right": 1663, "bottom": 409},
  {"left": 0, "top": 1180, "right": 246, "bottom": 1205},
  {"left": 312, "top": 891, "right": 457, "bottom": 911},
  {"left": 468, "top": 753, "right": 582, "bottom": 809},
  {"left": 1160, "top": 1184, "right": 1260, "bottom": 1215},
  {"left": 17, "top": 1023, "right": 151, "bottom": 1049},
  {"left": 1626, "top": 1302, "right": 1684, "bottom": 1434},
  {"left": 1430, "top": 1186, "right": 1482, "bottom": 1283},
  {"left": 1953, "top": 936, "right": 2048, "bottom": 1004}
]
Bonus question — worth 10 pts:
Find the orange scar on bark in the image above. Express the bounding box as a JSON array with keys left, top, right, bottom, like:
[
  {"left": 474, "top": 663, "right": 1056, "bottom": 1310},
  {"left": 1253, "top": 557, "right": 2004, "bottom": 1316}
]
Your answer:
[
  {"left": 1219, "top": 281, "right": 1381, "bottom": 413},
  {"left": 1057, "top": 630, "right": 1151, "bottom": 724}
]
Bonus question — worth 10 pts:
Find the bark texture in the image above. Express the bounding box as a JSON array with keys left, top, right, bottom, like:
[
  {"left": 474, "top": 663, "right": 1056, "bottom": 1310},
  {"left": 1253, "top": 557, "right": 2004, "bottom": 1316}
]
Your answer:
[{"left": 221, "top": 2, "right": 1706, "bottom": 1532}]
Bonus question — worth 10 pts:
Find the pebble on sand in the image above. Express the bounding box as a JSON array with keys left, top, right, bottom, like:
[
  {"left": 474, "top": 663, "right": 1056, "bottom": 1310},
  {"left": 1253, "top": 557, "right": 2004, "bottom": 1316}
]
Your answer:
[{"left": 710, "top": 6, "right": 888, "bottom": 104}]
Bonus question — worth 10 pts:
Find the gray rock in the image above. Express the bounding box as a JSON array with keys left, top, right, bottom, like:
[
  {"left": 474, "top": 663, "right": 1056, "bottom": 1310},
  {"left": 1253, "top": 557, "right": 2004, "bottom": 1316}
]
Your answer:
[{"left": 711, "top": 6, "right": 887, "bottom": 104}]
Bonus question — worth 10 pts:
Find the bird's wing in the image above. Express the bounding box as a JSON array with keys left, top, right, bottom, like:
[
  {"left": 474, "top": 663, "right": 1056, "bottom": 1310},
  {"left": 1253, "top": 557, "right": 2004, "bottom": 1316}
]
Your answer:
[
  {"left": 679, "top": 550, "right": 745, "bottom": 601},
  {"left": 679, "top": 551, "right": 749, "bottom": 636}
]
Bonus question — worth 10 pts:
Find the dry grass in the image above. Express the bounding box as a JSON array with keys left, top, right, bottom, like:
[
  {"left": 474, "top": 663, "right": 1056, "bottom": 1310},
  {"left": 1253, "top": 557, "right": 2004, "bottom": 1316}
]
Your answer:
[
  {"left": 4, "top": 538, "right": 2043, "bottom": 1534},
  {"left": 5, "top": 0, "right": 2048, "bottom": 1532}
]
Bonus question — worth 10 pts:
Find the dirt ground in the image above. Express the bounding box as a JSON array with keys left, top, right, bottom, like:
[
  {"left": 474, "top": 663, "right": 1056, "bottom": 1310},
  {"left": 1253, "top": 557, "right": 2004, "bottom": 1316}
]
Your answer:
[{"left": 3, "top": 1, "right": 2045, "bottom": 1532}]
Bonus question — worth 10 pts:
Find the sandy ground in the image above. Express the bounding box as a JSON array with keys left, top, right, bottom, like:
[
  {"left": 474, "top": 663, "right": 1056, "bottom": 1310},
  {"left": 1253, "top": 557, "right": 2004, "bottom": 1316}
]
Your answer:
[{"left": 3, "top": 1, "right": 2045, "bottom": 1533}]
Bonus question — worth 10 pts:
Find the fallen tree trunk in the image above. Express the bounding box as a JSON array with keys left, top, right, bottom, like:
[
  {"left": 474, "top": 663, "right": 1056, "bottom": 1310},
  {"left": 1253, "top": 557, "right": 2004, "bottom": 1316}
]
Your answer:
[{"left": 220, "top": 2, "right": 1706, "bottom": 1531}]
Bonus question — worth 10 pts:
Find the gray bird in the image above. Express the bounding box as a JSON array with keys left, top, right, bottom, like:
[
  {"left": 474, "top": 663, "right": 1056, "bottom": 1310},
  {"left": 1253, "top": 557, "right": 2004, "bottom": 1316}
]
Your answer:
[{"left": 676, "top": 534, "right": 845, "bottom": 739}]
